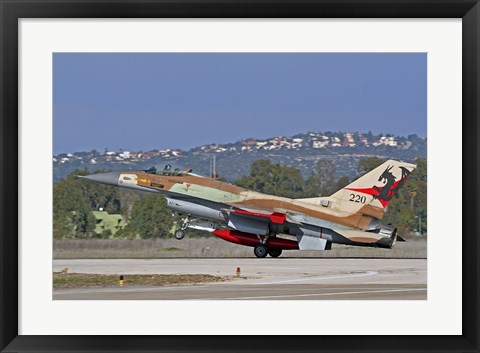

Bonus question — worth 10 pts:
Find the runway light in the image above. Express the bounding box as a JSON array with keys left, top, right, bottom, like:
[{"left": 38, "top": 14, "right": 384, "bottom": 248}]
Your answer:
[
  {"left": 236, "top": 267, "right": 241, "bottom": 277},
  {"left": 119, "top": 275, "right": 124, "bottom": 286}
]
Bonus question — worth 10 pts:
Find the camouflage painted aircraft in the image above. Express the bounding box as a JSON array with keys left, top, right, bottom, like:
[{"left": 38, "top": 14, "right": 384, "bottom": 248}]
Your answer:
[{"left": 81, "top": 160, "right": 416, "bottom": 258}]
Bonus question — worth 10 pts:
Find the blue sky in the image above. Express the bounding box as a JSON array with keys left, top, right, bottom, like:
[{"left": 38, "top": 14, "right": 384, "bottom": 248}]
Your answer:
[{"left": 53, "top": 53, "right": 426, "bottom": 154}]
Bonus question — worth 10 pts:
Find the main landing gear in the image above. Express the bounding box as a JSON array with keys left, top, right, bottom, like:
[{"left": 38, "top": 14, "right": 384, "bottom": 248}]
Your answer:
[
  {"left": 253, "top": 244, "right": 283, "bottom": 258},
  {"left": 253, "top": 244, "right": 268, "bottom": 258},
  {"left": 268, "top": 248, "right": 283, "bottom": 258},
  {"left": 253, "top": 233, "right": 283, "bottom": 258}
]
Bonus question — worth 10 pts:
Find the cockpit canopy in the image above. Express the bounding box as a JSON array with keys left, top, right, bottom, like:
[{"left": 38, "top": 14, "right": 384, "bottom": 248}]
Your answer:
[{"left": 141, "top": 165, "right": 193, "bottom": 176}]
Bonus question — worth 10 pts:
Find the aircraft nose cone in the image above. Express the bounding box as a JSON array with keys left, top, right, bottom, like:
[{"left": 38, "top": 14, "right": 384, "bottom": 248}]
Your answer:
[{"left": 80, "top": 172, "right": 121, "bottom": 186}]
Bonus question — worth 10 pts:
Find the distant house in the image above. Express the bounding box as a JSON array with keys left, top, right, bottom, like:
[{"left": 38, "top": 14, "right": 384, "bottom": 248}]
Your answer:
[
  {"left": 313, "top": 141, "right": 328, "bottom": 149},
  {"left": 359, "top": 136, "right": 369, "bottom": 146},
  {"left": 120, "top": 151, "right": 131, "bottom": 159}
]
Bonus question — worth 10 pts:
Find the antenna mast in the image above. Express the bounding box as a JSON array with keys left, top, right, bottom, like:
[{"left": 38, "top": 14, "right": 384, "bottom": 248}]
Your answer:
[
  {"left": 213, "top": 154, "right": 216, "bottom": 178},
  {"left": 209, "top": 157, "right": 212, "bottom": 178}
]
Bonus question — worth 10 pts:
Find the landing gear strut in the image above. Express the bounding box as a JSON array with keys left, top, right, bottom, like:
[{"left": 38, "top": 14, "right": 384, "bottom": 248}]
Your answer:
[
  {"left": 254, "top": 232, "right": 283, "bottom": 258},
  {"left": 175, "top": 217, "right": 190, "bottom": 240}
]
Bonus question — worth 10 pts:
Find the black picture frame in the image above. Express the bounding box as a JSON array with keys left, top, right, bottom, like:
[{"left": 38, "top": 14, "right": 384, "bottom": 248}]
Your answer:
[{"left": 1, "top": 1, "right": 478, "bottom": 352}]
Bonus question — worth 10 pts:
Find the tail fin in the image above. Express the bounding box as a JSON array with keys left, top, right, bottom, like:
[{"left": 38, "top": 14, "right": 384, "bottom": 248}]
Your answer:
[{"left": 330, "top": 159, "right": 416, "bottom": 218}]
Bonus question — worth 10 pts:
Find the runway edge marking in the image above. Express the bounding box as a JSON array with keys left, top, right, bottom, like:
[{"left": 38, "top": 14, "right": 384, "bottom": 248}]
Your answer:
[{"left": 195, "top": 288, "right": 428, "bottom": 300}]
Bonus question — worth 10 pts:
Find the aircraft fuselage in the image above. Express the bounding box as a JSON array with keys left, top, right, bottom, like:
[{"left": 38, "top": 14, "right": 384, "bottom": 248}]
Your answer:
[{"left": 81, "top": 165, "right": 404, "bottom": 257}]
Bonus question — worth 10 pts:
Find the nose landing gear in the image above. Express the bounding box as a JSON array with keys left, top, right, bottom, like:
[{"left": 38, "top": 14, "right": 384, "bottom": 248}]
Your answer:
[
  {"left": 174, "top": 229, "right": 186, "bottom": 240},
  {"left": 175, "top": 217, "right": 190, "bottom": 240}
]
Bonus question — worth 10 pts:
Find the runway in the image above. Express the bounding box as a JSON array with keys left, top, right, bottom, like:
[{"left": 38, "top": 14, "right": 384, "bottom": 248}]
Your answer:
[{"left": 53, "top": 258, "right": 427, "bottom": 300}]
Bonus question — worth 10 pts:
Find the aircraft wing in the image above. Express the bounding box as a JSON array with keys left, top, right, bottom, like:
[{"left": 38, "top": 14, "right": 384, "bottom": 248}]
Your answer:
[
  {"left": 230, "top": 209, "right": 287, "bottom": 224},
  {"left": 222, "top": 209, "right": 293, "bottom": 236}
]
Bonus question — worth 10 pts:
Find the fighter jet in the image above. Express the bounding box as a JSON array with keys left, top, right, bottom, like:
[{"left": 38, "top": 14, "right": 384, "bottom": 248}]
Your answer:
[{"left": 81, "top": 160, "right": 416, "bottom": 258}]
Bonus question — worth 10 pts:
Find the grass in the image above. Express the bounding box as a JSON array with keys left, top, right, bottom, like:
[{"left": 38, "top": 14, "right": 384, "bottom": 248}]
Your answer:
[
  {"left": 53, "top": 236, "right": 427, "bottom": 259},
  {"left": 53, "top": 272, "right": 229, "bottom": 289}
]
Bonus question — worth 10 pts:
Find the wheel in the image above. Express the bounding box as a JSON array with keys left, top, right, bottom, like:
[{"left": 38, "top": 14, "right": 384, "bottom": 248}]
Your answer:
[
  {"left": 174, "top": 229, "right": 185, "bottom": 240},
  {"left": 254, "top": 244, "right": 268, "bottom": 258},
  {"left": 268, "top": 248, "right": 283, "bottom": 258}
]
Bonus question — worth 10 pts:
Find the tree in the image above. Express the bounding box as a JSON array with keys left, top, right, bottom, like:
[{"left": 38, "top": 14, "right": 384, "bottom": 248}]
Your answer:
[
  {"left": 53, "top": 175, "right": 96, "bottom": 239},
  {"left": 53, "top": 169, "right": 123, "bottom": 239},
  {"left": 235, "top": 160, "right": 306, "bottom": 198},
  {"left": 381, "top": 157, "right": 427, "bottom": 236},
  {"left": 74, "top": 169, "right": 122, "bottom": 213},
  {"left": 358, "top": 156, "right": 384, "bottom": 175},
  {"left": 304, "top": 159, "right": 336, "bottom": 197},
  {"left": 119, "top": 189, "right": 141, "bottom": 221},
  {"left": 408, "top": 157, "right": 427, "bottom": 234},
  {"left": 123, "top": 195, "right": 173, "bottom": 238},
  {"left": 331, "top": 175, "right": 350, "bottom": 193}
]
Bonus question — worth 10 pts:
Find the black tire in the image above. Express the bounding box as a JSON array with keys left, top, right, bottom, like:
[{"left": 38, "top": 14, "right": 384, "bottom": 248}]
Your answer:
[
  {"left": 175, "top": 230, "right": 185, "bottom": 240},
  {"left": 268, "top": 248, "right": 283, "bottom": 258},
  {"left": 254, "top": 244, "right": 268, "bottom": 258}
]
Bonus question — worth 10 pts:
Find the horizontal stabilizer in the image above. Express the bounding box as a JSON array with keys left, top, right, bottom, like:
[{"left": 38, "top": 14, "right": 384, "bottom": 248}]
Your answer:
[
  {"left": 332, "top": 227, "right": 398, "bottom": 248},
  {"left": 296, "top": 235, "right": 331, "bottom": 250},
  {"left": 333, "top": 228, "right": 384, "bottom": 243}
]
